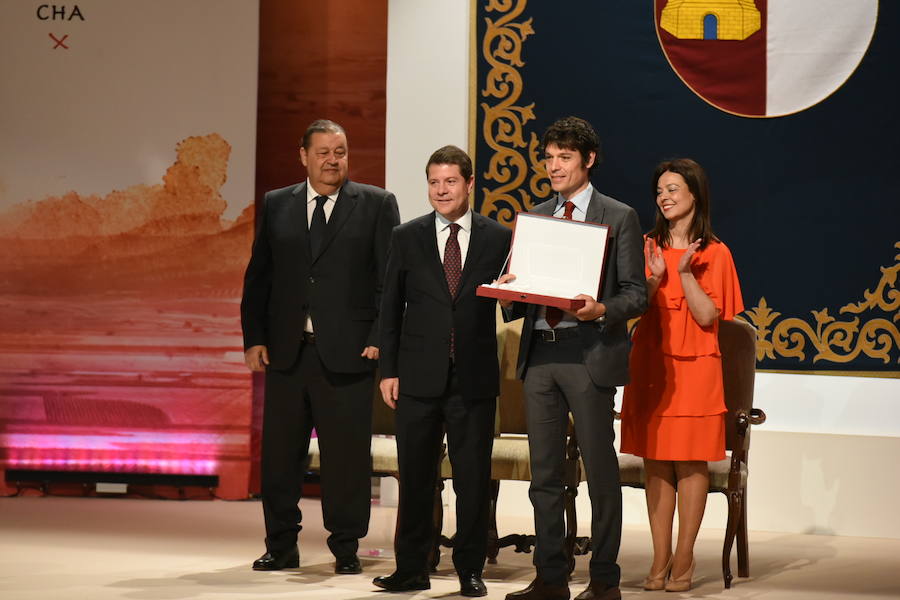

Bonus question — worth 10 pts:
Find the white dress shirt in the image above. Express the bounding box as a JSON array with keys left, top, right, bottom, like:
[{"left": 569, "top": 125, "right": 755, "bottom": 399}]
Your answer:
[
  {"left": 306, "top": 180, "right": 339, "bottom": 225},
  {"left": 435, "top": 209, "right": 472, "bottom": 268}
]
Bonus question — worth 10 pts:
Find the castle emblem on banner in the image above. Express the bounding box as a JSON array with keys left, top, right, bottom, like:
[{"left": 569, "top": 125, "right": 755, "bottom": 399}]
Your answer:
[
  {"left": 660, "top": 0, "right": 760, "bottom": 41},
  {"left": 655, "top": 0, "right": 879, "bottom": 117}
]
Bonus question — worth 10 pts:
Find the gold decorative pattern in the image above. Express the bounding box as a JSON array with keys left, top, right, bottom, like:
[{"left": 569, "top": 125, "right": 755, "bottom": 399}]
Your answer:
[
  {"left": 479, "top": 0, "right": 550, "bottom": 225},
  {"left": 743, "top": 243, "right": 900, "bottom": 366}
]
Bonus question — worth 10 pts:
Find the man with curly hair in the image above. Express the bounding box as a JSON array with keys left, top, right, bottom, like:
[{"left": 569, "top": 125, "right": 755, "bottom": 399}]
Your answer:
[{"left": 500, "top": 117, "right": 647, "bottom": 600}]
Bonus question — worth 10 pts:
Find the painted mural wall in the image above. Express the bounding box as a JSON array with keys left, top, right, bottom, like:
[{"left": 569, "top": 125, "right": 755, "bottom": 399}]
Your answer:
[{"left": 0, "top": 1, "right": 259, "bottom": 498}]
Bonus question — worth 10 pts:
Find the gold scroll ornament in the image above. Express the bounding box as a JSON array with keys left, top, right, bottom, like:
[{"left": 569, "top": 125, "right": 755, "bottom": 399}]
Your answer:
[
  {"left": 744, "top": 242, "right": 900, "bottom": 366},
  {"left": 480, "top": 0, "right": 549, "bottom": 225}
]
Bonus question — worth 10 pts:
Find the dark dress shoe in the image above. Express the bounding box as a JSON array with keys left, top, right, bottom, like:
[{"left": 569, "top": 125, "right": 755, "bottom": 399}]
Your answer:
[
  {"left": 458, "top": 570, "right": 487, "bottom": 597},
  {"left": 573, "top": 581, "right": 621, "bottom": 600},
  {"left": 252, "top": 546, "right": 299, "bottom": 570},
  {"left": 335, "top": 555, "right": 362, "bottom": 574},
  {"left": 372, "top": 571, "right": 430, "bottom": 592},
  {"left": 506, "top": 576, "right": 570, "bottom": 600}
]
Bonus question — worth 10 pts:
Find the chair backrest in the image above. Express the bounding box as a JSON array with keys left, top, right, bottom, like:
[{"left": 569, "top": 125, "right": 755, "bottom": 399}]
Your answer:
[{"left": 719, "top": 318, "right": 757, "bottom": 454}]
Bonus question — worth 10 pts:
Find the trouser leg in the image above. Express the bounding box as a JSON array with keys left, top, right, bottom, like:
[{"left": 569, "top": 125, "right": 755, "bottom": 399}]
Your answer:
[
  {"left": 307, "top": 344, "right": 375, "bottom": 559},
  {"left": 563, "top": 373, "right": 621, "bottom": 586},
  {"left": 523, "top": 360, "right": 570, "bottom": 586},
  {"left": 261, "top": 348, "right": 312, "bottom": 553},
  {"left": 394, "top": 393, "right": 444, "bottom": 574},
  {"left": 444, "top": 388, "right": 496, "bottom": 573}
]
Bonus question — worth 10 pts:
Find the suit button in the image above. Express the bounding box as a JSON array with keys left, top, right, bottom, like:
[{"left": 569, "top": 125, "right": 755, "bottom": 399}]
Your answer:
[{"left": 309, "top": 277, "right": 315, "bottom": 284}]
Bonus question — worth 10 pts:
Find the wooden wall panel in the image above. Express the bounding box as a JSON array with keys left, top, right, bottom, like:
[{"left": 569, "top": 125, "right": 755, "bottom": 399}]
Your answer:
[
  {"left": 251, "top": 0, "right": 388, "bottom": 493},
  {"left": 255, "top": 0, "right": 388, "bottom": 198}
]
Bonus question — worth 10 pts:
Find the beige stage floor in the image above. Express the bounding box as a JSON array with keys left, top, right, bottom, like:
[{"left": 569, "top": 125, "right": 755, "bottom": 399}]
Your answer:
[{"left": 1, "top": 495, "right": 898, "bottom": 599}]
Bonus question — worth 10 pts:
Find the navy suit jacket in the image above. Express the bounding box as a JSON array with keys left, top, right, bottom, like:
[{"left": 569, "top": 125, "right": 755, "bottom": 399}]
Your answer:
[
  {"left": 380, "top": 211, "right": 512, "bottom": 398},
  {"left": 241, "top": 180, "right": 400, "bottom": 372}
]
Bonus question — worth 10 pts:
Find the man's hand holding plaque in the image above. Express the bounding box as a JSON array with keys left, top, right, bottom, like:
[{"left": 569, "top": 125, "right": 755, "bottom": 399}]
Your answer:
[
  {"left": 495, "top": 273, "right": 516, "bottom": 309},
  {"left": 572, "top": 294, "right": 606, "bottom": 321}
]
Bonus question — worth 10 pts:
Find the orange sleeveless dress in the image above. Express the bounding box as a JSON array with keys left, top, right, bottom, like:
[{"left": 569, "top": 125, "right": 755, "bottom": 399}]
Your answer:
[{"left": 620, "top": 240, "right": 743, "bottom": 461}]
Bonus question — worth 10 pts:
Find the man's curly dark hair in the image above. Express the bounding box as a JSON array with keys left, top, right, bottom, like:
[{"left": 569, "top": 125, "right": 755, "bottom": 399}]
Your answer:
[{"left": 541, "top": 116, "right": 603, "bottom": 174}]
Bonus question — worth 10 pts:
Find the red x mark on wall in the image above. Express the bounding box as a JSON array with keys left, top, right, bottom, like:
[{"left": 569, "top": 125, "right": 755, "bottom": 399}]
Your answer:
[{"left": 49, "top": 33, "right": 69, "bottom": 49}]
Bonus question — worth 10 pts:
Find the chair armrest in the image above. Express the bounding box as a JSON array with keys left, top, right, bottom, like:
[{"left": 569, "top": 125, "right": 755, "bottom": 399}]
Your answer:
[
  {"left": 748, "top": 408, "right": 766, "bottom": 425},
  {"left": 735, "top": 407, "right": 766, "bottom": 437}
]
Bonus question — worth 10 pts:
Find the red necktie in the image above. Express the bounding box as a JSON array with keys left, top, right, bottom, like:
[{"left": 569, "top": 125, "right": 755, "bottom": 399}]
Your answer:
[
  {"left": 545, "top": 201, "right": 575, "bottom": 328},
  {"left": 444, "top": 223, "right": 462, "bottom": 356}
]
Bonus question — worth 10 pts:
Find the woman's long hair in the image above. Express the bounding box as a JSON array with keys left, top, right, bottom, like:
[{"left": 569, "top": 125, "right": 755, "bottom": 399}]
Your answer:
[{"left": 647, "top": 158, "right": 718, "bottom": 249}]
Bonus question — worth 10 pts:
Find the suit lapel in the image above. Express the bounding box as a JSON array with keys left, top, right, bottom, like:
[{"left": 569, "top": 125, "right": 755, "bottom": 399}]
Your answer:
[
  {"left": 418, "top": 213, "right": 452, "bottom": 299},
  {"left": 312, "top": 181, "right": 359, "bottom": 263},
  {"left": 585, "top": 189, "right": 606, "bottom": 224},
  {"left": 533, "top": 196, "right": 557, "bottom": 216},
  {"left": 457, "top": 213, "right": 485, "bottom": 297},
  {"left": 584, "top": 189, "right": 609, "bottom": 300}
]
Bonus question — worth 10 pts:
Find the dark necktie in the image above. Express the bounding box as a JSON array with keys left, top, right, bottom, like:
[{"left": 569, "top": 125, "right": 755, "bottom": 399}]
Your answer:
[
  {"left": 545, "top": 201, "right": 576, "bottom": 329},
  {"left": 444, "top": 223, "right": 462, "bottom": 357},
  {"left": 309, "top": 195, "right": 328, "bottom": 256}
]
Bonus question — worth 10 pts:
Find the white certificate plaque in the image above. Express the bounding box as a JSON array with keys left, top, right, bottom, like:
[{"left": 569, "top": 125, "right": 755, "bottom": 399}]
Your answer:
[{"left": 477, "top": 212, "right": 610, "bottom": 309}]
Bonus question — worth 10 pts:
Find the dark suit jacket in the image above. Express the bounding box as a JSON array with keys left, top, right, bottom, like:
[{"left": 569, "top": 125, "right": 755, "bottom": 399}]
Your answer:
[
  {"left": 241, "top": 180, "right": 400, "bottom": 373},
  {"left": 512, "top": 189, "right": 647, "bottom": 387},
  {"left": 380, "top": 211, "right": 512, "bottom": 399}
]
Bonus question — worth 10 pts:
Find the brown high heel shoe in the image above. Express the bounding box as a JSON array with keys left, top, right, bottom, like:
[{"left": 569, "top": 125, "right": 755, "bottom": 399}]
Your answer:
[
  {"left": 643, "top": 556, "right": 673, "bottom": 591},
  {"left": 665, "top": 559, "right": 695, "bottom": 592}
]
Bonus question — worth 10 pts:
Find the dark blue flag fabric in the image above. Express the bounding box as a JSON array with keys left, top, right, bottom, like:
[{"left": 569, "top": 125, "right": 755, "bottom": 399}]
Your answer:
[{"left": 473, "top": 0, "right": 899, "bottom": 374}]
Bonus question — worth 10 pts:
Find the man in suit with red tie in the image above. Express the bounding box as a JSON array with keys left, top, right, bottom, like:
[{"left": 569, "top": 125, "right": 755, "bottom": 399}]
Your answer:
[
  {"left": 374, "top": 145, "right": 511, "bottom": 597},
  {"left": 500, "top": 117, "right": 647, "bottom": 600},
  {"left": 241, "top": 119, "right": 400, "bottom": 574}
]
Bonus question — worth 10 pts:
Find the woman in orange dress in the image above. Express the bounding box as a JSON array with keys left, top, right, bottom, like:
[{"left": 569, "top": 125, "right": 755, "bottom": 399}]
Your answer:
[{"left": 620, "top": 158, "right": 743, "bottom": 592}]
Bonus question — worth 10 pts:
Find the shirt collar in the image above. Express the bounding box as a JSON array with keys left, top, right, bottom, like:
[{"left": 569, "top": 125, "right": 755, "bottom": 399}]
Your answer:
[
  {"left": 555, "top": 183, "right": 593, "bottom": 216},
  {"left": 306, "top": 179, "right": 341, "bottom": 203},
  {"left": 435, "top": 209, "right": 473, "bottom": 233}
]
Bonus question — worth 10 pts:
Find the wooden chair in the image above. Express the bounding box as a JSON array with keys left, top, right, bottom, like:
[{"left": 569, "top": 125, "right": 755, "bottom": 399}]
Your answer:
[
  {"left": 435, "top": 313, "right": 587, "bottom": 572},
  {"left": 616, "top": 318, "right": 766, "bottom": 588}
]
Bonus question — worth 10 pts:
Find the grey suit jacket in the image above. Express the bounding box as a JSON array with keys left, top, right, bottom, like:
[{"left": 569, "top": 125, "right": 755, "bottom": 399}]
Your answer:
[{"left": 512, "top": 189, "right": 647, "bottom": 387}]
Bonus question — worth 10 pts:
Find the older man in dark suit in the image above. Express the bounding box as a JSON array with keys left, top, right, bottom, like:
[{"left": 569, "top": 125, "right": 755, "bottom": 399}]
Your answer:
[
  {"left": 374, "top": 145, "right": 511, "bottom": 597},
  {"left": 241, "top": 119, "right": 400, "bottom": 574},
  {"left": 501, "top": 117, "right": 647, "bottom": 600}
]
